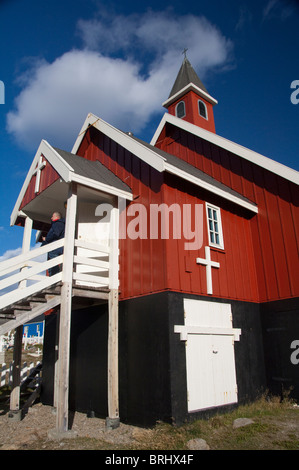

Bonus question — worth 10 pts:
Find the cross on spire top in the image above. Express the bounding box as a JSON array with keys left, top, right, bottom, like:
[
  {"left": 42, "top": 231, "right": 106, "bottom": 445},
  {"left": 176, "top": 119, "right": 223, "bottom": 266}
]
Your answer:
[{"left": 182, "top": 48, "right": 188, "bottom": 59}]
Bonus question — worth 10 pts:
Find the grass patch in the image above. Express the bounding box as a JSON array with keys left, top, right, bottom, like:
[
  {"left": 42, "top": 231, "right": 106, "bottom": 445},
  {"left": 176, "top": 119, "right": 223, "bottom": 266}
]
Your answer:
[
  {"left": 1, "top": 394, "right": 298, "bottom": 450},
  {"left": 127, "top": 395, "right": 299, "bottom": 451}
]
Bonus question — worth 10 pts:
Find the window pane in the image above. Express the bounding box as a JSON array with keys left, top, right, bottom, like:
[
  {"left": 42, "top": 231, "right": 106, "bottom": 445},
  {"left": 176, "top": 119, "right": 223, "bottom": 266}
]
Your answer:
[
  {"left": 176, "top": 101, "right": 185, "bottom": 118},
  {"left": 198, "top": 100, "right": 207, "bottom": 118},
  {"left": 206, "top": 204, "right": 223, "bottom": 248}
]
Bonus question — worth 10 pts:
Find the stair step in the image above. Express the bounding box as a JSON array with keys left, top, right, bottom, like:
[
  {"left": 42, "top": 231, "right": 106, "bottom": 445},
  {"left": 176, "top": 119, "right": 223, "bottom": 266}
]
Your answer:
[
  {"left": 29, "top": 302, "right": 46, "bottom": 309},
  {"left": 29, "top": 299, "right": 47, "bottom": 306},
  {"left": 13, "top": 309, "right": 31, "bottom": 316},
  {"left": 27, "top": 296, "right": 47, "bottom": 303},
  {"left": 45, "top": 294, "right": 59, "bottom": 301},
  {"left": 40, "top": 281, "right": 62, "bottom": 293},
  {"left": 10, "top": 304, "right": 31, "bottom": 311},
  {"left": 0, "top": 313, "right": 15, "bottom": 319},
  {"left": 0, "top": 306, "right": 14, "bottom": 314}
]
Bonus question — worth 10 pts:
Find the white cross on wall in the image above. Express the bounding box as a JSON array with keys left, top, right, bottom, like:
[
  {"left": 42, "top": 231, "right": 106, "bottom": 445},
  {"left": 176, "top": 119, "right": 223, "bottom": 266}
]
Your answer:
[
  {"left": 33, "top": 156, "right": 46, "bottom": 193},
  {"left": 196, "top": 246, "right": 220, "bottom": 295}
]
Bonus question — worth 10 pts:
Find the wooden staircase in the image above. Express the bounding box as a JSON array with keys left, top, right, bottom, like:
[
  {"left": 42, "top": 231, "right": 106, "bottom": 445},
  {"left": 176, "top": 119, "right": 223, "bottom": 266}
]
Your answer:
[
  {"left": 0, "top": 222, "right": 119, "bottom": 431},
  {"left": 0, "top": 236, "right": 113, "bottom": 336},
  {"left": 0, "top": 282, "right": 110, "bottom": 336},
  {"left": 0, "top": 283, "right": 62, "bottom": 336}
]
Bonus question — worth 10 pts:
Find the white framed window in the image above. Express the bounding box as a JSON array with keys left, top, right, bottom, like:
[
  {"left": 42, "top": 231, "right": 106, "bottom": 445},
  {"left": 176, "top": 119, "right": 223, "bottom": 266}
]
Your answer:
[
  {"left": 206, "top": 203, "right": 224, "bottom": 249},
  {"left": 176, "top": 101, "right": 186, "bottom": 118},
  {"left": 198, "top": 100, "right": 208, "bottom": 119}
]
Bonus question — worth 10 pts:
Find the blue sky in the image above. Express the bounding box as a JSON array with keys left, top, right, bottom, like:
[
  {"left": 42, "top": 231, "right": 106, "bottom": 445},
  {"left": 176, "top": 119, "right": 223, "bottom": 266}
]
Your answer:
[{"left": 0, "top": 0, "right": 298, "bottom": 259}]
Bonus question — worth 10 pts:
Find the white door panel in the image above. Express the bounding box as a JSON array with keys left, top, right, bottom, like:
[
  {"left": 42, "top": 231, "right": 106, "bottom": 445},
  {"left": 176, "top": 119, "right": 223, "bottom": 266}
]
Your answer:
[{"left": 182, "top": 299, "right": 240, "bottom": 412}]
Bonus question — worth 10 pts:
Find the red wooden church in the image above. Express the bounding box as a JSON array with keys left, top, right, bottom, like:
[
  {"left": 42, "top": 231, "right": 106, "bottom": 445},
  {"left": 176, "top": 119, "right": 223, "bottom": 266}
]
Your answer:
[{"left": 1, "top": 56, "right": 298, "bottom": 431}]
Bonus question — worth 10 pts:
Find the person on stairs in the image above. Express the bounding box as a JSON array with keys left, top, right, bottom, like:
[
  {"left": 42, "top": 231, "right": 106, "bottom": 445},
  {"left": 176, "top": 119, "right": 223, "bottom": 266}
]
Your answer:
[{"left": 41, "top": 212, "right": 65, "bottom": 276}]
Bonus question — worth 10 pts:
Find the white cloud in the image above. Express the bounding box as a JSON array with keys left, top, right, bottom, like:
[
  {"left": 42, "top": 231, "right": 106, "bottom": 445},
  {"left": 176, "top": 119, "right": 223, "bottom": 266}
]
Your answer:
[
  {"left": 0, "top": 247, "right": 22, "bottom": 263},
  {"left": 263, "top": 0, "right": 296, "bottom": 20},
  {"left": 7, "top": 50, "right": 154, "bottom": 150},
  {"left": 7, "top": 10, "right": 233, "bottom": 151}
]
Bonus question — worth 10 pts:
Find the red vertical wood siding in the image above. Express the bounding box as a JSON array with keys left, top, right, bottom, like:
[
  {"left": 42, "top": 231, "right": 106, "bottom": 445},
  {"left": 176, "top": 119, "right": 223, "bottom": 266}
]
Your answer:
[
  {"left": 77, "top": 127, "right": 262, "bottom": 302},
  {"left": 77, "top": 127, "right": 167, "bottom": 300},
  {"left": 155, "top": 124, "right": 299, "bottom": 302},
  {"left": 162, "top": 173, "right": 259, "bottom": 301},
  {"left": 20, "top": 156, "right": 60, "bottom": 210}
]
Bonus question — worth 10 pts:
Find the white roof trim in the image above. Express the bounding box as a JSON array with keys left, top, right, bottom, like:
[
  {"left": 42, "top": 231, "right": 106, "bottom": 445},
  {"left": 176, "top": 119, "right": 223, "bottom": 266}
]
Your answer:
[
  {"left": 70, "top": 173, "right": 133, "bottom": 201},
  {"left": 10, "top": 138, "right": 133, "bottom": 226},
  {"left": 71, "top": 113, "right": 257, "bottom": 213},
  {"left": 162, "top": 83, "right": 218, "bottom": 107},
  {"left": 151, "top": 113, "right": 299, "bottom": 186},
  {"left": 72, "top": 113, "right": 166, "bottom": 172},
  {"left": 10, "top": 140, "right": 72, "bottom": 226}
]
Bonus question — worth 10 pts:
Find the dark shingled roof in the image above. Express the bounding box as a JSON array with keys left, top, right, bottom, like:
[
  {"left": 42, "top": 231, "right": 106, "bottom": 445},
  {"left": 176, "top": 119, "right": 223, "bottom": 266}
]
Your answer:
[
  {"left": 126, "top": 134, "right": 256, "bottom": 207},
  {"left": 168, "top": 57, "right": 208, "bottom": 99},
  {"left": 54, "top": 138, "right": 255, "bottom": 210},
  {"left": 54, "top": 148, "right": 132, "bottom": 194}
]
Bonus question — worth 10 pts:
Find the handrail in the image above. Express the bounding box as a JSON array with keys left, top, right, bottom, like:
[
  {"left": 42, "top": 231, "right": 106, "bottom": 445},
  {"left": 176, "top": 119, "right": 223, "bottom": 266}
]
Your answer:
[
  {"left": 0, "top": 255, "right": 63, "bottom": 291},
  {"left": 0, "top": 239, "right": 65, "bottom": 311},
  {"left": 0, "top": 272, "right": 62, "bottom": 311},
  {"left": 0, "top": 234, "right": 114, "bottom": 313},
  {"left": 0, "top": 239, "right": 64, "bottom": 277}
]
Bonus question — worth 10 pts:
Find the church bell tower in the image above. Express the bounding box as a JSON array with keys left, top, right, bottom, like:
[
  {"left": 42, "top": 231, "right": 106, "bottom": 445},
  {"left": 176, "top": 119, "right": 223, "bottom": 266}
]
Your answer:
[{"left": 163, "top": 55, "right": 218, "bottom": 133}]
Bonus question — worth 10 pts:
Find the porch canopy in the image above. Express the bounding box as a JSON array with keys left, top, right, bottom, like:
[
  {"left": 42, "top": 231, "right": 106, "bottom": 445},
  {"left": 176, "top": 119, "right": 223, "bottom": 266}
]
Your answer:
[{"left": 11, "top": 140, "right": 132, "bottom": 232}]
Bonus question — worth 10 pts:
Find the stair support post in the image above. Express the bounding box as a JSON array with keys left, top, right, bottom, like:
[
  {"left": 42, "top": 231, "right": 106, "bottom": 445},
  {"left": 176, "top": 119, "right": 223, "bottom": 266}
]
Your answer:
[
  {"left": 9, "top": 325, "right": 23, "bottom": 420},
  {"left": 106, "top": 202, "right": 120, "bottom": 429},
  {"left": 106, "top": 288, "right": 119, "bottom": 429},
  {"left": 55, "top": 182, "right": 77, "bottom": 434},
  {"left": 9, "top": 216, "right": 33, "bottom": 420},
  {"left": 19, "top": 216, "right": 33, "bottom": 289}
]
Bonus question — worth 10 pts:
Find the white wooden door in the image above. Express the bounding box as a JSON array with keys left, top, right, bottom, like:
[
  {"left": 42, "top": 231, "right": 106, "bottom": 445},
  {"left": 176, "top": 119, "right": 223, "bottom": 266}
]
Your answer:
[{"left": 182, "top": 299, "right": 240, "bottom": 412}]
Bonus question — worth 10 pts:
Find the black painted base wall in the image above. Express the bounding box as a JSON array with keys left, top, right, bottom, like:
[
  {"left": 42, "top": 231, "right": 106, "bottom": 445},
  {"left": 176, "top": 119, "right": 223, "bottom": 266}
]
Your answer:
[
  {"left": 41, "top": 305, "right": 109, "bottom": 417},
  {"left": 260, "top": 298, "right": 299, "bottom": 401},
  {"left": 41, "top": 292, "right": 298, "bottom": 427}
]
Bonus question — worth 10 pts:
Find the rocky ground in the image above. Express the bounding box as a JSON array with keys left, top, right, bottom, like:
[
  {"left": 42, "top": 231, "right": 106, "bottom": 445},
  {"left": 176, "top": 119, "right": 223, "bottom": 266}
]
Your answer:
[
  {"left": 1, "top": 347, "right": 298, "bottom": 451},
  {"left": 0, "top": 398, "right": 298, "bottom": 451},
  {"left": 0, "top": 402, "right": 142, "bottom": 450}
]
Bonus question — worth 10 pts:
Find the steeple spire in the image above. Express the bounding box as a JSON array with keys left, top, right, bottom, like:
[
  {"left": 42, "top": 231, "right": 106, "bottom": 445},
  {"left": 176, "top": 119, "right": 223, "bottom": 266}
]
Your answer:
[
  {"left": 163, "top": 56, "right": 218, "bottom": 133},
  {"left": 168, "top": 55, "right": 208, "bottom": 99}
]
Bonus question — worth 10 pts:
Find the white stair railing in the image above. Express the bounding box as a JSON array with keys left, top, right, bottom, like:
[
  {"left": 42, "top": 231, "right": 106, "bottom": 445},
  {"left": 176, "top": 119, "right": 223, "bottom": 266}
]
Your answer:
[
  {"left": 73, "top": 238, "right": 110, "bottom": 288},
  {"left": 0, "top": 239, "right": 64, "bottom": 311},
  {"left": 0, "top": 235, "right": 114, "bottom": 313}
]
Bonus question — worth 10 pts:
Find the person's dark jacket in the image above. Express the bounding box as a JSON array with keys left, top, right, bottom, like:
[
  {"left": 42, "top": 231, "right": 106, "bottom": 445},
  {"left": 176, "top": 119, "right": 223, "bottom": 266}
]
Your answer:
[{"left": 41, "top": 218, "right": 65, "bottom": 257}]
